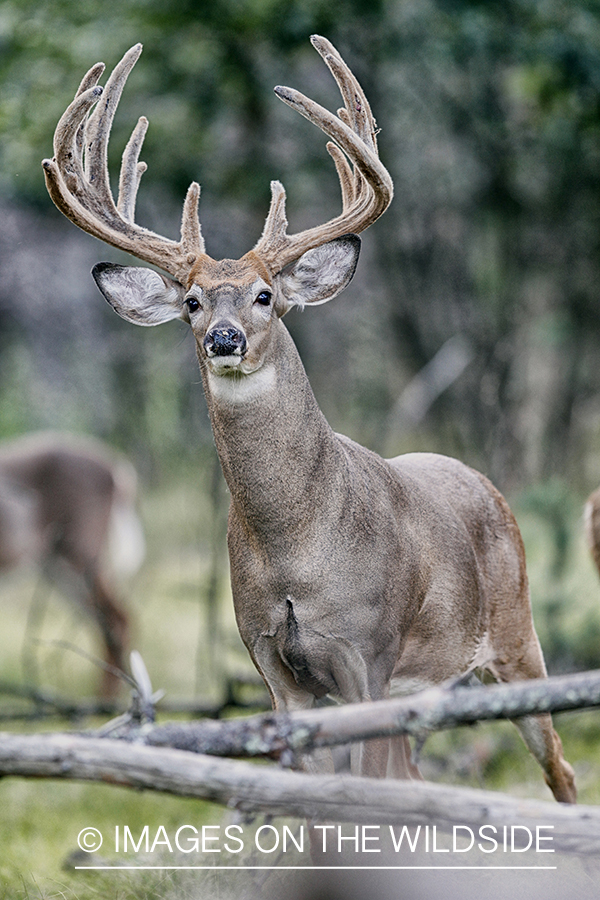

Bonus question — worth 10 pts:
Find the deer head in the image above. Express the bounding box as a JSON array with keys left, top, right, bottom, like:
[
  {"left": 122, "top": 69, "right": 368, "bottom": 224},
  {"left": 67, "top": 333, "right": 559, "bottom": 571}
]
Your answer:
[{"left": 42, "top": 37, "right": 392, "bottom": 375}]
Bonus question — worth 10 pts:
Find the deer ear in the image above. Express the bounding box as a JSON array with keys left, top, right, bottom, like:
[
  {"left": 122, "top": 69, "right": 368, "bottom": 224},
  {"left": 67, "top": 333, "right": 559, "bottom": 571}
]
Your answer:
[
  {"left": 275, "top": 234, "right": 360, "bottom": 310},
  {"left": 92, "top": 262, "right": 186, "bottom": 326}
]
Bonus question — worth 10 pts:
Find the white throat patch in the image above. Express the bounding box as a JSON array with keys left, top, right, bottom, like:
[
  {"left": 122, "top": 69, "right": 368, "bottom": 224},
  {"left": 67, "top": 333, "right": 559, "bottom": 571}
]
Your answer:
[{"left": 206, "top": 364, "right": 276, "bottom": 405}]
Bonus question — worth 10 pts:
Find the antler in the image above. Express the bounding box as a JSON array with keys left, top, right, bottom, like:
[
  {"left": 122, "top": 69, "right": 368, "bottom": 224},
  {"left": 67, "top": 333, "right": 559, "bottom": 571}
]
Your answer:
[
  {"left": 42, "top": 36, "right": 392, "bottom": 282},
  {"left": 253, "top": 35, "right": 393, "bottom": 273},
  {"left": 42, "top": 44, "right": 203, "bottom": 283}
]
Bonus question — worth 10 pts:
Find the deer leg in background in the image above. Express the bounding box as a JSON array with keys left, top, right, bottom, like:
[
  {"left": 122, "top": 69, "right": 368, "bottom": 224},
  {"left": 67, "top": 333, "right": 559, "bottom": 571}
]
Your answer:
[
  {"left": 40, "top": 553, "right": 129, "bottom": 699},
  {"left": 21, "top": 571, "right": 52, "bottom": 690},
  {"left": 73, "top": 565, "right": 129, "bottom": 700},
  {"left": 86, "top": 570, "right": 129, "bottom": 699}
]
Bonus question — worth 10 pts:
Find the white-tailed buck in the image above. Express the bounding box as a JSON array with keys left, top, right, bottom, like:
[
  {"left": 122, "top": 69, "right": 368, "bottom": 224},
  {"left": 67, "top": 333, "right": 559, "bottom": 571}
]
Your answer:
[
  {"left": 0, "top": 432, "right": 144, "bottom": 698},
  {"left": 42, "top": 36, "right": 575, "bottom": 800}
]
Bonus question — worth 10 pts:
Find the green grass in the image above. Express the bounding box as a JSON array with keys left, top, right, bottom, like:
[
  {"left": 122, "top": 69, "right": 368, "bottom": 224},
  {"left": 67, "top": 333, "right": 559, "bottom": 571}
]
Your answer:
[
  {"left": 2, "top": 479, "right": 600, "bottom": 898},
  {"left": 0, "top": 781, "right": 229, "bottom": 899},
  {"left": 0, "top": 475, "right": 253, "bottom": 899}
]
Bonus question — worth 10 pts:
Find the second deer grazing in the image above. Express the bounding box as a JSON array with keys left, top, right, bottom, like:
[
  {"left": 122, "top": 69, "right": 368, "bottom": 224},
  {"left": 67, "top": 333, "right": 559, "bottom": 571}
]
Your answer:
[
  {"left": 42, "top": 36, "right": 575, "bottom": 800},
  {"left": 0, "top": 432, "right": 144, "bottom": 698}
]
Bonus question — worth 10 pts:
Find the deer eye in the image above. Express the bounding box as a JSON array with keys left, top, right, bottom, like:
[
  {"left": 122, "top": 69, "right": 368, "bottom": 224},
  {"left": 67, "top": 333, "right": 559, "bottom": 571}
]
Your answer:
[
  {"left": 255, "top": 291, "right": 272, "bottom": 306},
  {"left": 186, "top": 296, "right": 201, "bottom": 312}
]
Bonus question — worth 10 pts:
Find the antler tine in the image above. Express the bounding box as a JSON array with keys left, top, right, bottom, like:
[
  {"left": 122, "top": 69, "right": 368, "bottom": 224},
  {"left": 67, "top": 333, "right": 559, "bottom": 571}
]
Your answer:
[
  {"left": 75, "top": 61, "right": 106, "bottom": 98},
  {"left": 43, "top": 45, "right": 204, "bottom": 282},
  {"left": 73, "top": 64, "right": 106, "bottom": 169},
  {"left": 327, "top": 141, "right": 358, "bottom": 209},
  {"left": 52, "top": 86, "right": 103, "bottom": 187},
  {"left": 180, "top": 182, "right": 204, "bottom": 256},
  {"left": 84, "top": 44, "right": 143, "bottom": 212},
  {"left": 311, "top": 34, "right": 382, "bottom": 215},
  {"left": 311, "top": 35, "right": 377, "bottom": 152},
  {"left": 117, "top": 115, "right": 149, "bottom": 223},
  {"left": 253, "top": 35, "right": 392, "bottom": 274}
]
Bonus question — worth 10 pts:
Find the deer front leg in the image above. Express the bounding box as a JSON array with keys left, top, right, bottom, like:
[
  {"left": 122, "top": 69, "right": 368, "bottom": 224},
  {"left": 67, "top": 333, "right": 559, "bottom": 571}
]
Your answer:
[
  {"left": 251, "top": 635, "right": 336, "bottom": 865},
  {"left": 252, "top": 635, "right": 335, "bottom": 775},
  {"left": 386, "top": 734, "right": 424, "bottom": 780},
  {"left": 253, "top": 629, "right": 420, "bottom": 780}
]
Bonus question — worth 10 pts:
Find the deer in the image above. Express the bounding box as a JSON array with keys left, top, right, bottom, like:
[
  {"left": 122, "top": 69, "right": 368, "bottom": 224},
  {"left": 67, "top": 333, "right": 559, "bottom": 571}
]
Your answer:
[
  {"left": 585, "top": 487, "right": 600, "bottom": 582},
  {"left": 41, "top": 36, "right": 576, "bottom": 801},
  {"left": 0, "top": 431, "right": 144, "bottom": 698}
]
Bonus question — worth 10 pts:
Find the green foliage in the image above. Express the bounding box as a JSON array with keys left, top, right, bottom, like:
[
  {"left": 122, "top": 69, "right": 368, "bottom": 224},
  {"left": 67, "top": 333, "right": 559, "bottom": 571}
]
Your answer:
[
  {"left": 0, "top": 0, "right": 380, "bottom": 206},
  {"left": 3, "top": 10, "right": 600, "bottom": 894},
  {"left": 516, "top": 483, "right": 600, "bottom": 673},
  {"left": 0, "top": 779, "right": 227, "bottom": 899},
  {"left": 4, "top": 0, "right": 600, "bottom": 483}
]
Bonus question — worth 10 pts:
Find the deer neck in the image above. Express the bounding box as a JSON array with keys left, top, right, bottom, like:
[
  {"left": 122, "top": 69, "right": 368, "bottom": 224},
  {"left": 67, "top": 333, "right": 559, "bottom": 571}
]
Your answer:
[{"left": 199, "top": 321, "right": 338, "bottom": 529}]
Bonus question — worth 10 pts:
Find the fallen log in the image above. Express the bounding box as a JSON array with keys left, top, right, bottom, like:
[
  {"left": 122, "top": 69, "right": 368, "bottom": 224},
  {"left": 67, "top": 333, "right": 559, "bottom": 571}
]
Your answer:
[{"left": 0, "top": 731, "right": 599, "bottom": 856}]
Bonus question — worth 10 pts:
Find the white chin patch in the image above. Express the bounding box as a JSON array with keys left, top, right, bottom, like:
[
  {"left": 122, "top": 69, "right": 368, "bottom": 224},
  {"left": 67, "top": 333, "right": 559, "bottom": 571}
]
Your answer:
[
  {"left": 207, "top": 364, "right": 276, "bottom": 404},
  {"left": 207, "top": 355, "right": 242, "bottom": 373}
]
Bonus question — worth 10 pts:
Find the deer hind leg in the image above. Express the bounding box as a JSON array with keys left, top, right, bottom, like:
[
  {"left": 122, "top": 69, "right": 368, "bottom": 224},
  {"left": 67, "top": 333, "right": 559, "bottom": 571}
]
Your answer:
[
  {"left": 87, "top": 572, "right": 129, "bottom": 699},
  {"left": 512, "top": 713, "right": 576, "bottom": 803},
  {"left": 48, "top": 554, "right": 129, "bottom": 699},
  {"left": 486, "top": 633, "right": 576, "bottom": 804},
  {"left": 67, "top": 561, "right": 129, "bottom": 699}
]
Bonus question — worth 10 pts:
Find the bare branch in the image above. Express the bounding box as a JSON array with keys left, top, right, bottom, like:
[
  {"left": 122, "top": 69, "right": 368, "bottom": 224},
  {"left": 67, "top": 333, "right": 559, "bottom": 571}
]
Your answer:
[
  {"left": 124, "top": 670, "right": 600, "bottom": 760},
  {"left": 0, "top": 676, "right": 268, "bottom": 724}
]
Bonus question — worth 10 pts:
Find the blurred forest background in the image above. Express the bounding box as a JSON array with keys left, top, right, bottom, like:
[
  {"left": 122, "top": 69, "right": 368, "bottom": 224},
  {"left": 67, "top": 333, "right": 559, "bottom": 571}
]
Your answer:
[
  {"left": 6, "top": 4, "right": 600, "bottom": 890},
  {"left": 3, "top": 0, "right": 600, "bottom": 691}
]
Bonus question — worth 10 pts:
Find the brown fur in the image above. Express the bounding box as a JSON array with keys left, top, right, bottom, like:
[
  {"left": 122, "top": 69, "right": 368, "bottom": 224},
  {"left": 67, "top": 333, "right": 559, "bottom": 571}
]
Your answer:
[
  {"left": 91, "top": 242, "right": 576, "bottom": 802},
  {"left": 0, "top": 432, "right": 143, "bottom": 698},
  {"left": 45, "top": 34, "right": 575, "bottom": 802},
  {"left": 187, "top": 253, "right": 272, "bottom": 288},
  {"left": 210, "top": 320, "right": 574, "bottom": 799}
]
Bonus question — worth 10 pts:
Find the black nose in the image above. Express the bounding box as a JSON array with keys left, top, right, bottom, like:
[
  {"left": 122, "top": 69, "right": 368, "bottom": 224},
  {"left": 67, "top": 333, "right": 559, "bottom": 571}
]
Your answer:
[{"left": 204, "top": 326, "right": 247, "bottom": 357}]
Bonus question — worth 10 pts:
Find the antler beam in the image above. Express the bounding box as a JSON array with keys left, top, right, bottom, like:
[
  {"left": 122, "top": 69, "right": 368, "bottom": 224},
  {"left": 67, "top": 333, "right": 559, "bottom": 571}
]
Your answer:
[
  {"left": 42, "top": 44, "right": 203, "bottom": 283},
  {"left": 253, "top": 35, "right": 393, "bottom": 273}
]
